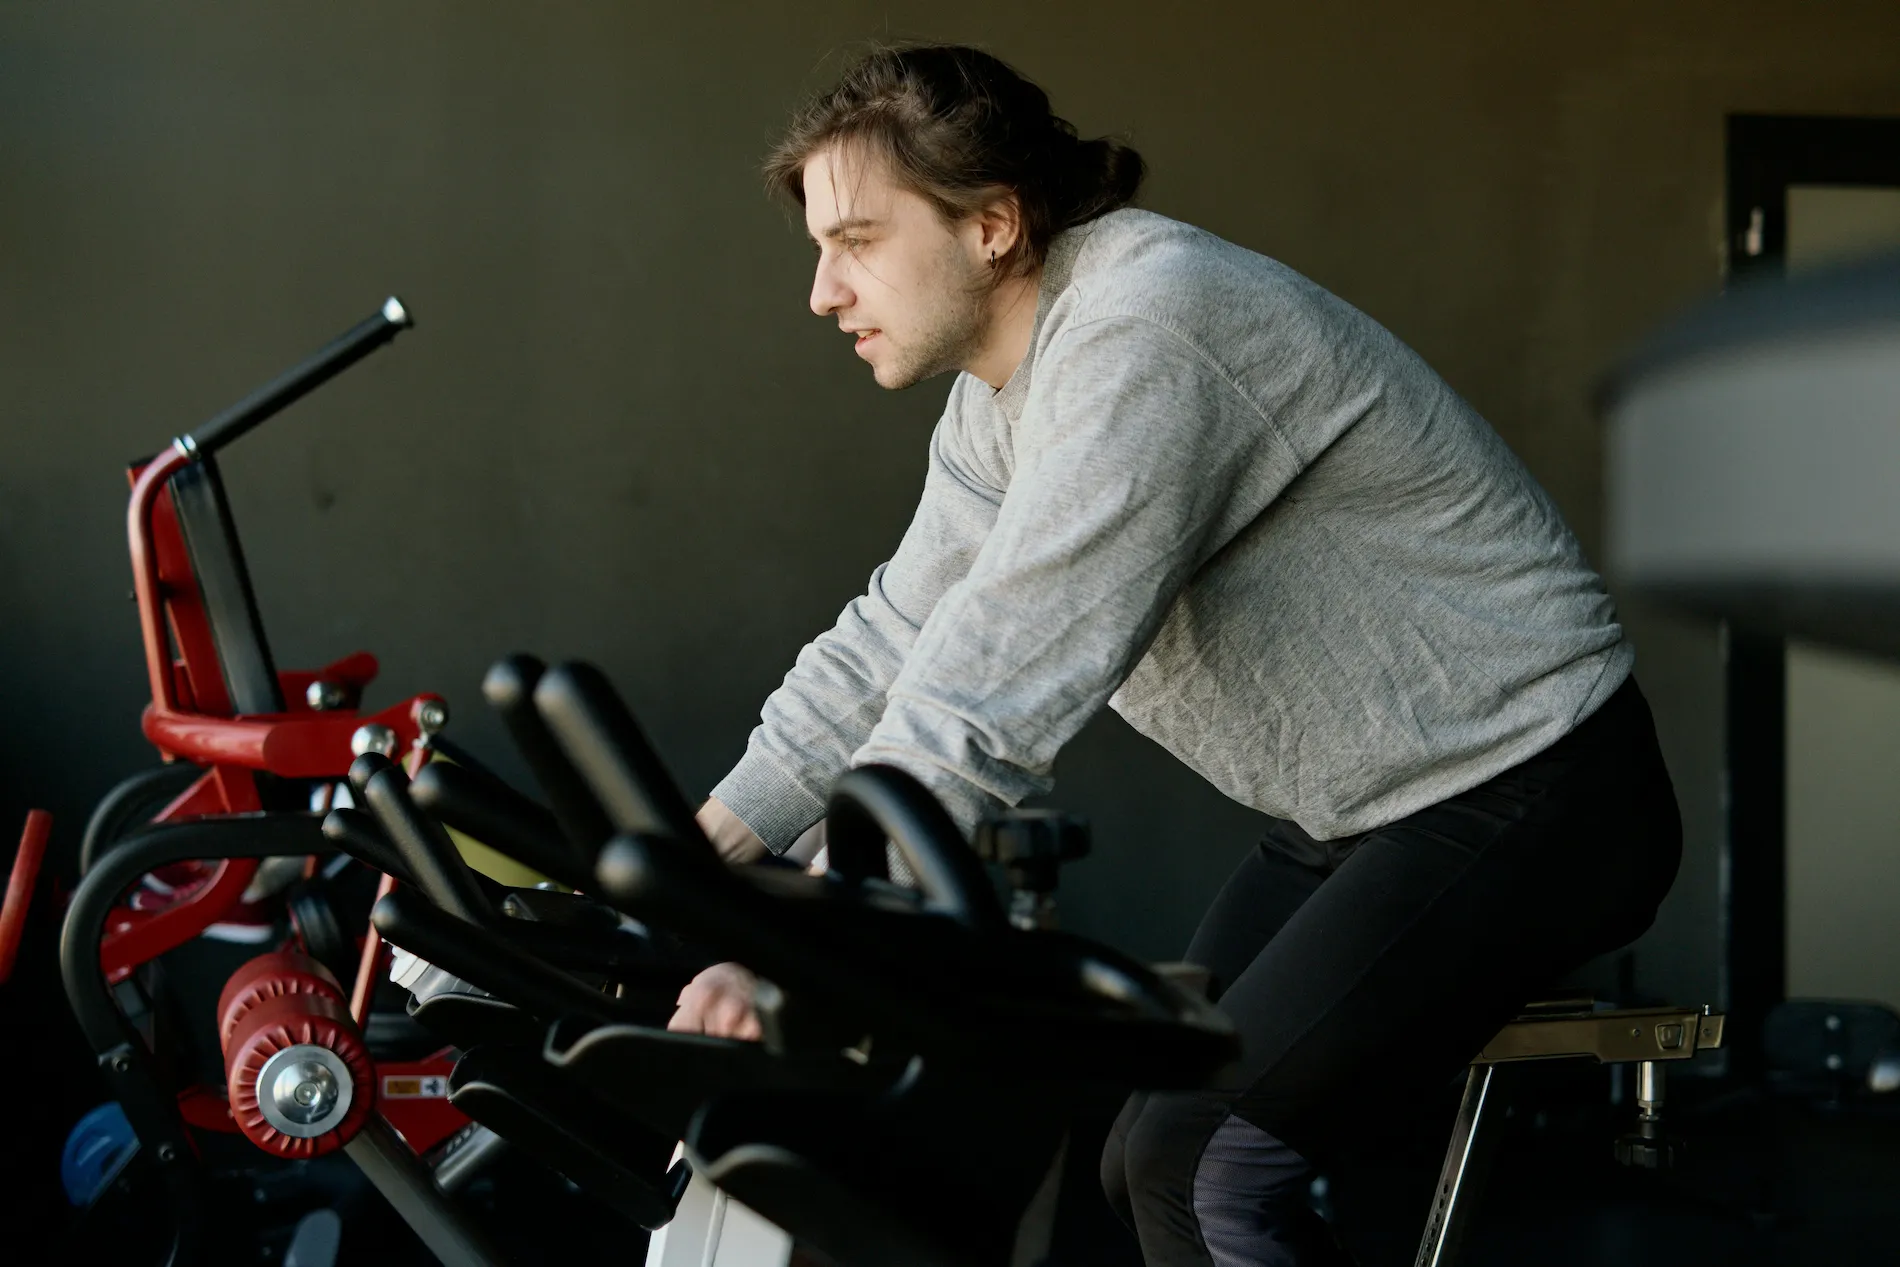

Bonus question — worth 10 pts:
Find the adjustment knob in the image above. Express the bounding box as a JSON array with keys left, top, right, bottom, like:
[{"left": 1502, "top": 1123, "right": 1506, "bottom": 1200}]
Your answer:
[
  {"left": 974, "top": 809, "right": 1090, "bottom": 869},
  {"left": 1614, "top": 1118, "right": 1682, "bottom": 1169},
  {"left": 975, "top": 810, "right": 1091, "bottom": 930}
]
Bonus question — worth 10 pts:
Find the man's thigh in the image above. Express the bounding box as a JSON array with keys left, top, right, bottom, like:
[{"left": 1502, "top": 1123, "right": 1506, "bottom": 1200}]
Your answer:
[
  {"left": 1183, "top": 838, "right": 1330, "bottom": 1003},
  {"left": 1219, "top": 751, "right": 1675, "bottom": 1160}
]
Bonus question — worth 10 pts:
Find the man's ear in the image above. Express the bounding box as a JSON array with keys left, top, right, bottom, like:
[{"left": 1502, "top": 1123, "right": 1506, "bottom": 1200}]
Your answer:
[{"left": 974, "top": 189, "right": 1025, "bottom": 262}]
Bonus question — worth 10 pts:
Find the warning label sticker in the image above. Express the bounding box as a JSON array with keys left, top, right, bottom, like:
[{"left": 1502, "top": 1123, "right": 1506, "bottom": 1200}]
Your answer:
[{"left": 382, "top": 1074, "right": 450, "bottom": 1099}]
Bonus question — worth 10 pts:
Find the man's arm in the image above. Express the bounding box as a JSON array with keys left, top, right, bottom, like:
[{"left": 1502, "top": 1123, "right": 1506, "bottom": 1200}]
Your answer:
[
  {"left": 855, "top": 315, "right": 1306, "bottom": 828},
  {"left": 708, "top": 405, "right": 1003, "bottom": 853}
]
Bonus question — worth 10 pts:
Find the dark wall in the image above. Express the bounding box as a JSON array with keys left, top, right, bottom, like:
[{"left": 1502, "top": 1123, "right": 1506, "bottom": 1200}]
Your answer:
[
  {"left": 0, "top": 4, "right": 1283, "bottom": 972},
  {"left": 7, "top": 7, "right": 1900, "bottom": 1173}
]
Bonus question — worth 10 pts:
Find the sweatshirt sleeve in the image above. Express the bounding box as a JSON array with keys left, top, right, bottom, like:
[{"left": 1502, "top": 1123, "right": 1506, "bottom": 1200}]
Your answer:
[
  {"left": 709, "top": 405, "right": 1003, "bottom": 852},
  {"left": 853, "top": 315, "right": 1306, "bottom": 831}
]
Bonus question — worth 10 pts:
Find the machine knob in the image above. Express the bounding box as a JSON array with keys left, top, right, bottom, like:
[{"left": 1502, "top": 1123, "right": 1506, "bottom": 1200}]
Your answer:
[
  {"left": 974, "top": 809, "right": 1090, "bottom": 869},
  {"left": 974, "top": 810, "right": 1091, "bottom": 930},
  {"left": 1614, "top": 1118, "right": 1682, "bottom": 1170},
  {"left": 350, "top": 723, "right": 399, "bottom": 759},
  {"left": 306, "top": 680, "right": 347, "bottom": 711},
  {"left": 221, "top": 952, "right": 373, "bottom": 1158}
]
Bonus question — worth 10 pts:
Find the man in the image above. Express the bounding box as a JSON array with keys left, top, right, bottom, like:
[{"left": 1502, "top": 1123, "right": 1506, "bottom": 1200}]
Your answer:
[{"left": 670, "top": 43, "right": 1681, "bottom": 1267}]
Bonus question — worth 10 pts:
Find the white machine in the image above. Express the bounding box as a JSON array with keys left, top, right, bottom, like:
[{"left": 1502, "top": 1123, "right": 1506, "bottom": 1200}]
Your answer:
[
  {"left": 645, "top": 1146, "right": 794, "bottom": 1267},
  {"left": 1604, "top": 252, "right": 1900, "bottom": 656}
]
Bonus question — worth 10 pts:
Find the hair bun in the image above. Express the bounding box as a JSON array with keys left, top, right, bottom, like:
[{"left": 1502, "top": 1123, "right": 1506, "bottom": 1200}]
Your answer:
[{"left": 1057, "top": 137, "right": 1146, "bottom": 228}]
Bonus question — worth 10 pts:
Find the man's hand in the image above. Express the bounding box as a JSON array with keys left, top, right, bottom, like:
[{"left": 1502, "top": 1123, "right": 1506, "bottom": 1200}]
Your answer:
[
  {"left": 698, "top": 797, "right": 768, "bottom": 863},
  {"left": 669, "top": 962, "right": 764, "bottom": 1041}
]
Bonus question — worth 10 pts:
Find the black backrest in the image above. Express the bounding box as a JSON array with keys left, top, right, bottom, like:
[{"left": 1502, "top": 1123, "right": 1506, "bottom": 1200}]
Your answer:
[{"left": 168, "top": 456, "right": 285, "bottom": 715}]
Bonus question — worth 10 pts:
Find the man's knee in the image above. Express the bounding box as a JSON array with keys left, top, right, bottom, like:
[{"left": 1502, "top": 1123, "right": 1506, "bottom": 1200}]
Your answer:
[
  {"left": 1105, "top": 1091, "right": 1226, "bottom": 1239},
  {"left": 1099, "top": 1092, "right": 1147, "bottom": 1229}
]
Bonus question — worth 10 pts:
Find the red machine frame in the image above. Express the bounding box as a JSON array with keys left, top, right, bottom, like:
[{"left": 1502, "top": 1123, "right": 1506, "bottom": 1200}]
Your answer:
[{"left": 96, "top": 417, "right": 464, "bottom": 1157}]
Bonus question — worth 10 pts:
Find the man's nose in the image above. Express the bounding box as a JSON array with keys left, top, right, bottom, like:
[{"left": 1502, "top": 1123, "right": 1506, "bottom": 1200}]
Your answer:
[{"left": 810, "top": 256, "right": 851, "bottom": 317}]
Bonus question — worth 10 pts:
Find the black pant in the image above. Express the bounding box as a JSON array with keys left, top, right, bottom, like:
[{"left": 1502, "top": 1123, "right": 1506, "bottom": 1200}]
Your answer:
[{"left": 1101, "top": 676, "right": 1682, "bottom": 1266}]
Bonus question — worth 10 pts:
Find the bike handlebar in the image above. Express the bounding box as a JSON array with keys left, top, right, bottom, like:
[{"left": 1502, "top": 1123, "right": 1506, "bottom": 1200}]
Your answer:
[{"left": 183, "top": 296, "right": 412, "bottom": 458}]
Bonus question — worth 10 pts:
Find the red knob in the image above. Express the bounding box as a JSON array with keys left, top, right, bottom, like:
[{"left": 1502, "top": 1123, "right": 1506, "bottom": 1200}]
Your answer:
[
  {"left": 223, "top": 972, "right": 373, "bottom": 1158},
  {"left": 216, "top": 950, "right": 345, "bottom": 1050}
]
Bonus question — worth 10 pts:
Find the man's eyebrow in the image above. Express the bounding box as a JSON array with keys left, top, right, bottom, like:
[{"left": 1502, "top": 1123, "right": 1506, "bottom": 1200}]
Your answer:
[{"left": 808, "top": 216, "right": 883, "bottom": 244}]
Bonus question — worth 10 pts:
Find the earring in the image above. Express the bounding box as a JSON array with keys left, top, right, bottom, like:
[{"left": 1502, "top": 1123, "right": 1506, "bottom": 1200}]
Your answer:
[{"left": 989, "top": 250, "right": 997, "bottom": 267}]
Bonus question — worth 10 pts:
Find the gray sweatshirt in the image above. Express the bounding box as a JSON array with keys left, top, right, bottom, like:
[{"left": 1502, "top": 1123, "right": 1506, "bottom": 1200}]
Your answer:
[{"left": 712, "top": 209, "right": 1632, "bottom": 853}]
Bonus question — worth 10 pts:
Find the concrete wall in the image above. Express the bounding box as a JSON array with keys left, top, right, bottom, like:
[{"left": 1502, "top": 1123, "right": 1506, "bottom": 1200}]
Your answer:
[{"left": 5, "top": 0, "right": 1900, "bottom": 1004}]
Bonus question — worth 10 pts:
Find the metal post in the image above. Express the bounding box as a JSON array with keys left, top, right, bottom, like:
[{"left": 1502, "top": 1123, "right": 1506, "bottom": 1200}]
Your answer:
[
  {"left": 1414, "top": 1066, "right": 1506, "bottom": 1267},
  {"left": 342, "top": 1116, "right": 506, "bottom": 1267}
]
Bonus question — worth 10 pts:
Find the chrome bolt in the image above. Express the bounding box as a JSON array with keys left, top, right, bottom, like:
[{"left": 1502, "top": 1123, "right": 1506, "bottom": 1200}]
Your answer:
[
  {"left": 156, "top": 1143, "right": 178, "bottom": 1163},
  {"left": 269, "top": 1057, "right": 340, "bottom": 1127},
  {"left": 350, "top": 723, "right": 398, "bottom": 758},
  {"left": 255, "top": 1045, "right": 353, "bottom": 1139},
  {"left": 415, "top": 699, "right": 449, "bottom": 737},
  {"left": 306, "top": 680, "right": 346, "bottom": 711}
]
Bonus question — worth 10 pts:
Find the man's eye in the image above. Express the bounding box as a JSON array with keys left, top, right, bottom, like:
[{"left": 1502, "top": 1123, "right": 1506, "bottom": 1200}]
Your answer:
[{"left": 841, "top": 237, "right": 867, "bottom": 251}]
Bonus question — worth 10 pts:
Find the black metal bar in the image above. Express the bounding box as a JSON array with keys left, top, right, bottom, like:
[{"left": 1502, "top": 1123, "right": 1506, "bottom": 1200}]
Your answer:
[
  {"left": 482, "top": 655, "right": 616, "bottom": 859},
  {"left": 341, "top": 1116, "right": 506, "bottom": 1267},
  {"left": 532, "top": 662, "right": 706, "bottom": 846},
  {"left": 409, "top": 761, "right": 591, "bottom": 891},
  {"left": 446, "top": 1045, "right": 683, "bottom": 1231},
  {"left": 371, "top": 888, "right": 630, "bottom": 1027},
  {"left": 351, "top": 754, "right": 492, "bottom": 926},
  {"left": 184, "top": 298, "right": 413, "bottom": 457},
  {"left": 431, "top": 1125, "right": 510, "bottom": 1196},
  {"left": 425, "top": 734, "right": 506, "bottom": 787},
  {"left": 319, "top": 806, "right": 419, "bottom": 886},
  {"left": 57, "top": 814, "right": 332, "bottom": 1267},
  {"left": 593, "top": 834, "right": 955, "bottom": 1049},
  {"left": 1413, "top": 1065, "right": 1513, "bottom": 1267},
  {"left": 61, "top": 814, "right": 332, "bottom": 1049},
  {"left": 828, "top": 766, "right": 1005, "bottom": 931},
  {"left": 1722, "top": 628, "right": 1787, "bottom": 1081}
]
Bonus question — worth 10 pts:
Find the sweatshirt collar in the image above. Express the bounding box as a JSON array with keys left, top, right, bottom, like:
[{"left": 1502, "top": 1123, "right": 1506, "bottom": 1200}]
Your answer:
[{"left": 992, "top": 222, "right": 1088, "bottom": 423}]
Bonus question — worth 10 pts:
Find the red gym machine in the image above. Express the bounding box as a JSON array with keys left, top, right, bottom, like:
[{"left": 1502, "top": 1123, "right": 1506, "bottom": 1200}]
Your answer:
[{"left": 57, "top": 299, "right": 498, "bottom": 1265}]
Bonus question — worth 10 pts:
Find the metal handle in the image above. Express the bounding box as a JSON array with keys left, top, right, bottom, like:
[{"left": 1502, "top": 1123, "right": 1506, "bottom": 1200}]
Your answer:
[
  {"left": 409, "top": 761, "right": 591, "bottom": 892},
  {"left": 319, "top": 807, "right": 419, "bottom": 887},
  {"left": 592, "top": 834, "right": 953, "bottom": 1049},
  {"left": 184, "top": 297, "right": 412, "bottom": 458},
  {"left": 826, "top": 766, "right": 1006, "bottom": 931},
  {"left": 532, "top": 661, "right": 707, "bottom": 846},
  {"left": 482, "top": 655, "right": 616, "bottom": 860},
  {"left": 351, "top": 754, "right": 492, "bottom": 926},
  {"left": 370, "top": 888, "right": 627, "bottom": 1027}
]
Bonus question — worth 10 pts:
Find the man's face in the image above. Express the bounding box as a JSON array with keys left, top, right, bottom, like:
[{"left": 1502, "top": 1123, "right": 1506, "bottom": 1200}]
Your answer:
[{"left": 803, "top": 146, "right": 989, "bottom": 390}]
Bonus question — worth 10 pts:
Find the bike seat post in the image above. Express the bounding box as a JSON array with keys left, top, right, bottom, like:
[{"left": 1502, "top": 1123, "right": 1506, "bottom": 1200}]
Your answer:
[{"left": 1414, "top": 1063, "right": 1510, "bottom": 1267}]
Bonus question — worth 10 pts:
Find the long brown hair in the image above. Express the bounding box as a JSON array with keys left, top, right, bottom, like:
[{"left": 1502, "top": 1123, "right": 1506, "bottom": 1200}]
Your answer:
[{"left": 765, "top": 45, "right": 1145, "bottom": 278}]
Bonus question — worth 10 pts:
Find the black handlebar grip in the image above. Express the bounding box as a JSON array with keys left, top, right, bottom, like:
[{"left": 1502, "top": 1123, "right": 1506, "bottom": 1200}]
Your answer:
[
  {"left": 409, "top": 762, "right": 592, "bottom": 893},
  {"left": 358, "top": 762, "right": 493, "bottom": 927},
  {"left": 482, "top": 655, "right": 616, "bottom": 861},
  {"left": 319, "top": 807, "right": 419, "bottom": 887},
  {"left": 533, "top": 663, "right": 707, "bottom": 848},
  {"left": 371, "top": 888, "right": 626, "bottom": 1027},
  {"left": 593, "top": 834, "right": 953, "bottom": 1050},
  {"left": 826, "top": 766, "right": 1006, "bottom": 932},
  {"left": 184, "top": 297, "right": 413, "bottom": 458}
]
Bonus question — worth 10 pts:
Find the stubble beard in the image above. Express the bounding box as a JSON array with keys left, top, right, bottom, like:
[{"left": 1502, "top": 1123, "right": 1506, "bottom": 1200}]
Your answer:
[{"left": 873, "top": 245, "right": 991, "bottom": 391}]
